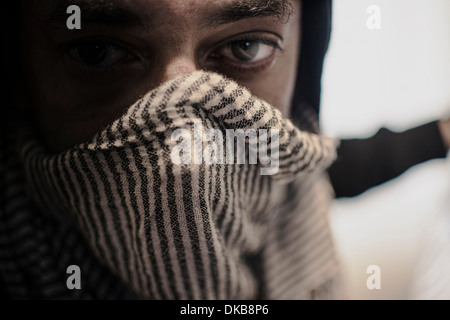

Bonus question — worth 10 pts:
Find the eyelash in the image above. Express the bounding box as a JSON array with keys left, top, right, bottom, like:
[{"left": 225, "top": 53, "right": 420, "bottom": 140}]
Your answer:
[
  {"left": 215, "top": 38, "right": 283, "bottom": 57},
  {"left": 63, "top": 38, "right": 140, "bottom": 75},
  {"left": 218, "top": 38, "right": 282, "bottom": 72}
]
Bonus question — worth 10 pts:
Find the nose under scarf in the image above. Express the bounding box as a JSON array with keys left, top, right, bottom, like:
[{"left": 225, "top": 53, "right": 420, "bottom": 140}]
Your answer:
[{"left": 5, "top": 71, "right": 341, "bottom": 299}]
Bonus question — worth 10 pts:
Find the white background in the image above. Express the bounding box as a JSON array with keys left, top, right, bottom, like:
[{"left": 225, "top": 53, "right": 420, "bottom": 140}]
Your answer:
[{"left": 320, "top": 0, "right": 450, "bottom": 299}]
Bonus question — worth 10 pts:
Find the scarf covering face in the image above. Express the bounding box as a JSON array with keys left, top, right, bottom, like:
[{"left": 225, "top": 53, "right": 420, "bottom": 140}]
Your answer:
[{"left": 8, "top": 71, "right": 341, "bottom": 299}]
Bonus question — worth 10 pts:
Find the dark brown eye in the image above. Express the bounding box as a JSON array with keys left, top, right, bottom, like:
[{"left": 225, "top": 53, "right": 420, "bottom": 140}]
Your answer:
[
  {"left": 230, "top": 41, "right": 261, "bottom": 61},
  {"left": 216, "top": 39, "right": 278, "bottom": 63},
  {"left": 68, "top": 40, "right": 136, "bottom": 67},
  {"left": 76, "top": 41, "right": 109, "bottom": 65}
]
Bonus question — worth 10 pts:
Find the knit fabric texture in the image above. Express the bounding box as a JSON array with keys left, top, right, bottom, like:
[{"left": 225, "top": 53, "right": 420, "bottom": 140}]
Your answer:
[{"left": 1, "top": 71, "right": 341, "bottom": 299}]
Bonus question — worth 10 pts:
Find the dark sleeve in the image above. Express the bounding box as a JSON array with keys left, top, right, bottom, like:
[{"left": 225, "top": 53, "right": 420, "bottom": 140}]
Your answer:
[{"left": 328, "top": 121, "right": 448, "bottom": 198}]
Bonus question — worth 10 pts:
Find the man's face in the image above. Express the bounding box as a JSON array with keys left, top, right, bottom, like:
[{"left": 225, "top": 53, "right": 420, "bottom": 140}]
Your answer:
[{"left": 21, "top": 0, "right": 300, "bottom": 152}]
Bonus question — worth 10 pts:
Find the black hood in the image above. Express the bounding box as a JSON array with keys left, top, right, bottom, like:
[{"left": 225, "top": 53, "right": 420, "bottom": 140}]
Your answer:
[{"left": 291, "top": 0, "right": 332, "bottom": 129}]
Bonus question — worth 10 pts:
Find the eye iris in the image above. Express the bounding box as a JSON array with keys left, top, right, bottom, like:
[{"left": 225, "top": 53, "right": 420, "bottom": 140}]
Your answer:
[
  {"left": 78, "top": 42, "right": 108, "bottom": 65},
  {"left": 231, "top": 41, "right": 260, "bottom": 61}
]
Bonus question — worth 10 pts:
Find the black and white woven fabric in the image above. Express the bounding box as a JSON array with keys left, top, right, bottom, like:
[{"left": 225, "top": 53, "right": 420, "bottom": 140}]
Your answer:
[{"left": 1, "top": 71, "right": 341, "bottom": 299}]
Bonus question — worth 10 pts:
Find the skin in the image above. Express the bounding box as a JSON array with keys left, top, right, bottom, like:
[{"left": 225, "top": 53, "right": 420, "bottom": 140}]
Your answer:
[
  {"left": 438, "top": 118, "right": 450, "bottom": 149},
  {"left": 17, "top": 0, "right": 450, "bottom": 153},
  {"left": 20, "top": 0, "right": 301, "bottom": 152}
]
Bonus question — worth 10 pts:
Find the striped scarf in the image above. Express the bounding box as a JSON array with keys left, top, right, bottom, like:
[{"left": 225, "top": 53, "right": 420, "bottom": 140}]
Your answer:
[{"left": 1, "top": 71, "right": 342, "bottom": 299}]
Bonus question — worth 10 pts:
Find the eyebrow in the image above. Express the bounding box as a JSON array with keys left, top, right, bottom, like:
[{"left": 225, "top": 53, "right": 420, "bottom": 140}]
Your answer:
[
  {"left": 205, "top": 0, "right": 294, "bottom": 27},
  {"left": 45, "top": 0, "right": 294, "bottom": 30}
]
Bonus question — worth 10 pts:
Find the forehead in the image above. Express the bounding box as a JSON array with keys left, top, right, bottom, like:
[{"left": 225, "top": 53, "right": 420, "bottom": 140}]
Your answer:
[{"left": 35, "top": 0, "right": 294, "bottom": 26}]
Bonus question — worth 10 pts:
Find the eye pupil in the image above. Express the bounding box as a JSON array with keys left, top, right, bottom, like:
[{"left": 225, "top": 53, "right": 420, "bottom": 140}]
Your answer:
[
  {"left": 78, "top": 42, "right": 108, "bottom": 65},
  {"left": 231, "top": 41, "right": 260, "bottom": 61}
]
